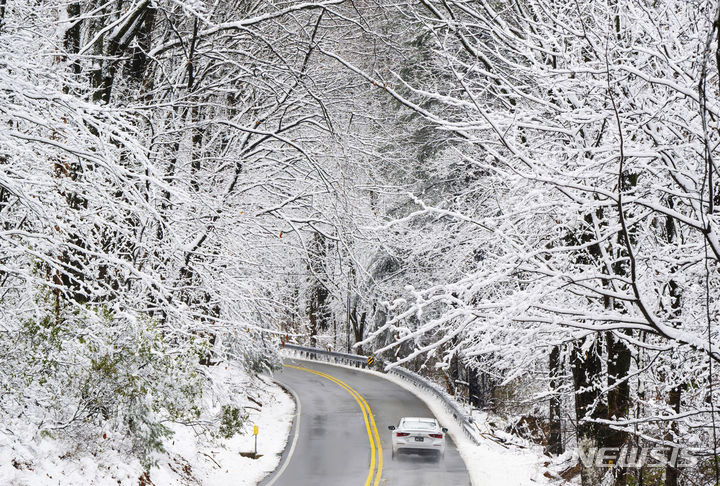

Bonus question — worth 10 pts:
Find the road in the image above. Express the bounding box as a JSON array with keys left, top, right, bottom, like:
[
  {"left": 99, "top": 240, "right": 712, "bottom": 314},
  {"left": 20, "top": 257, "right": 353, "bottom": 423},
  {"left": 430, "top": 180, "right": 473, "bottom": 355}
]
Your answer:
[{"left": 261, "top": 359, "right": 472, "bottom": 486}]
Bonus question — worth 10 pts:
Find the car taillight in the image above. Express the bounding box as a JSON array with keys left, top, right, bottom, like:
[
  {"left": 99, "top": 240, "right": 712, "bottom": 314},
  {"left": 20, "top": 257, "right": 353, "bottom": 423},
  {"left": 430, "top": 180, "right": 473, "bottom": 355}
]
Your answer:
[
  {"left": 396, "top": 432, "right": 410, "bottom": 437},
  {"left": 429, "top": 433, "right": 443, "bottom": 439}
]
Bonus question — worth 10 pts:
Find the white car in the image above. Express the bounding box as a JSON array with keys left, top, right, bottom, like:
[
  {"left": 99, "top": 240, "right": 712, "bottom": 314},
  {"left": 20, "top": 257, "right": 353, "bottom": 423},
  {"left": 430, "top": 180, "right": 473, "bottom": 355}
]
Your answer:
[{"left": 388, "top": 417, "right": 447, "bottom": 460}]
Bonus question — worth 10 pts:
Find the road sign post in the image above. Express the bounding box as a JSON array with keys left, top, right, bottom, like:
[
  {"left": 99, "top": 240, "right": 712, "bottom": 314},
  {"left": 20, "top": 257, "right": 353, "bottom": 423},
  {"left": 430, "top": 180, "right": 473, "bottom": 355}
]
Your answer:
[{"left": 253, "top": 425, "right": 259, "bottom": 455}]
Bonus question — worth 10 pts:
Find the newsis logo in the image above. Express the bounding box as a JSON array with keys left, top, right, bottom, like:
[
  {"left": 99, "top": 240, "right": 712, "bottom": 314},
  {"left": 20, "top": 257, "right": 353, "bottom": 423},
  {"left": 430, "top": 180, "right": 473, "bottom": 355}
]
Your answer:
[{"left": 576, "top": 446, "right": 697, "bottom": 469}]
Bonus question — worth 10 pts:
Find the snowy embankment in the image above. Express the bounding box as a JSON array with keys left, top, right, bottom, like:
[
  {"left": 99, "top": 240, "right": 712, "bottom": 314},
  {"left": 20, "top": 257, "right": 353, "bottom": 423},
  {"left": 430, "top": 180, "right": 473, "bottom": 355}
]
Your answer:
[{"left": 0, "top": 362, "right": 295, "bottom": 486}]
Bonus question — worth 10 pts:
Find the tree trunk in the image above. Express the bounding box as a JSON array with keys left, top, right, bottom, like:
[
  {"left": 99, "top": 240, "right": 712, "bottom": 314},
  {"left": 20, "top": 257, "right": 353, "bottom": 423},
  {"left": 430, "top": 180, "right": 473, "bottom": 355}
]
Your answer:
[
  {"left": 308, "top": 232, "right": 330, "bottom": 346},
  {"left": 128, "top": 6, "right": 155, "bottom": 89},
  {"left": 0, "top": 0, "right": 6, "bottom": 29},
  {"left": 547, "top": 345, "right": 564, "bottom": 455},
  {"left": 63, "top": 2, "right": 82, "bottom": 80},
  {"left": 665, "top": 384, "right": 681, "bottom": 486},
  {"left": 605, "top": 331, "right": 631, "bottom": 486},
  {"left": 571, "top": 336, "right": 604, "bottom": 486},
  {"left": 350, "top": 308, "right": 366, "bottom": 356},
  {"left": 664, "top": 198, "right": 683, "bottom": 486}
]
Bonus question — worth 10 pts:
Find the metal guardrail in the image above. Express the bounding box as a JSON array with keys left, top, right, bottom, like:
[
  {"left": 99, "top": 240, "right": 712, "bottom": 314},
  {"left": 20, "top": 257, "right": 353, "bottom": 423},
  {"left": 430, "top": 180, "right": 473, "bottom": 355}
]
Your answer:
[
  {"left": 283, "top": 343, "right": 369, "bottom": 368},
  {"left": 282, "top": 343, "right": 482, "bottom": 445}
]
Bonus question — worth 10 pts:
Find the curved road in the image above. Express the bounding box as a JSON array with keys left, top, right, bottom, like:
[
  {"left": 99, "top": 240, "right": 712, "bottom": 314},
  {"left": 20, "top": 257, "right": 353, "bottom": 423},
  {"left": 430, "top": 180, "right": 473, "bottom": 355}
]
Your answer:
[{"left": 261, "top": 359, "right": 471, "bottom": 486}]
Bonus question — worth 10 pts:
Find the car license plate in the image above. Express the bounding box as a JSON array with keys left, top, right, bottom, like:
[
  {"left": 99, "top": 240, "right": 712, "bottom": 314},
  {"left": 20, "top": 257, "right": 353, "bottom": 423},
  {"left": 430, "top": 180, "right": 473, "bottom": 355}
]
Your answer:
[{"left": 414, "top": 437, "right": 424, "bottom": 442}]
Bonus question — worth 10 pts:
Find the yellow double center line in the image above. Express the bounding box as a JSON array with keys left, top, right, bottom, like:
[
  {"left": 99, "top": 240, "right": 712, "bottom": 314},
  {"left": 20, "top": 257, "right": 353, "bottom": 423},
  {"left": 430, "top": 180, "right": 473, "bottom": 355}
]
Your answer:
[{"left": 285, "top": 364, "right": 383, "bottom": 486}]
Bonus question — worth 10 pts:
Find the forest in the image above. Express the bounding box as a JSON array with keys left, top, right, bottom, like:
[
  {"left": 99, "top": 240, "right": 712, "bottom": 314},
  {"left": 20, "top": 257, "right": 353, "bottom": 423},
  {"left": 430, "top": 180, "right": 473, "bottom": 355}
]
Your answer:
[{"left": 1, "top": 0, "right": 720, "bottom": 485}]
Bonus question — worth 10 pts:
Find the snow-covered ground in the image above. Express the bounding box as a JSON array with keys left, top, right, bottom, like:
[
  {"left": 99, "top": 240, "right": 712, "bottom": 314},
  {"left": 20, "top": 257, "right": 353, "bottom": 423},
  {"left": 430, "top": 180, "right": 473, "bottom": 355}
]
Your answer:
[
  {"left": 0, "top": 362, "right": 295, "bottom": 486},
  {"left": 152, "top": 369, "right": 294, "bottom": 486}
]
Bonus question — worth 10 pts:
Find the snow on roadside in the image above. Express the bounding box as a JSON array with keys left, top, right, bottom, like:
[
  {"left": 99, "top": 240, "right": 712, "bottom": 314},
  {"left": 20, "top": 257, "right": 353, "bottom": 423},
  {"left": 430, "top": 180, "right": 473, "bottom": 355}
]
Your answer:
[
  {"left": 152, "top": 368, "right": 295, "bottom": 486},
  {"left": 0, "top": 362, "right": 295, "bottom": 486},
  {"left": 289, "top": 357, "right": 553, "bottom": 486},
  {"left": 0, "top": 431, "right": 143, "bottom": 486}
]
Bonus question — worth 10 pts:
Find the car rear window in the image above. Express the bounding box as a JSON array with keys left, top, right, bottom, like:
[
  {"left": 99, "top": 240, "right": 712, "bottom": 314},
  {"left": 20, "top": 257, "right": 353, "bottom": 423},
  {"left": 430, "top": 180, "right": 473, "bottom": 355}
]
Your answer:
[{"left": 402, "top": 420, "right": 436, "bottom": 430}]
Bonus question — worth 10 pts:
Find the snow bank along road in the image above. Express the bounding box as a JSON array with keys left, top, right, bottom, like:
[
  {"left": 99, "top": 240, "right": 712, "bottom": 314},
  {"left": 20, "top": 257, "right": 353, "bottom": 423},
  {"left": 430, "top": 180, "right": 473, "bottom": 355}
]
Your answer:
[{"left": 261, "top": 359, "right": 471, "bottom": 486}]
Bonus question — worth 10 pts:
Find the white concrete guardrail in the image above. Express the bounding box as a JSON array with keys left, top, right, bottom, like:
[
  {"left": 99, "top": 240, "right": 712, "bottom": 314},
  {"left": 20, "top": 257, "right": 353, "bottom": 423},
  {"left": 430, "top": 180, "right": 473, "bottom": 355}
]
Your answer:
[{"left": 282, "top": 343, "right": 482, "bottom": 445}]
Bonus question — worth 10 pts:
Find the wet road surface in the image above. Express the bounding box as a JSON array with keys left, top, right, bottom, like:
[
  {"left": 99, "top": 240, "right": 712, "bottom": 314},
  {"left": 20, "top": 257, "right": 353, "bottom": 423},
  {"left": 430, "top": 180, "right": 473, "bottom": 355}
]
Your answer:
[{"left": 260, "top": 360, "right": 472, "bottom": 486}]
